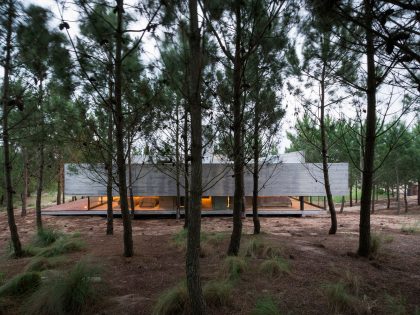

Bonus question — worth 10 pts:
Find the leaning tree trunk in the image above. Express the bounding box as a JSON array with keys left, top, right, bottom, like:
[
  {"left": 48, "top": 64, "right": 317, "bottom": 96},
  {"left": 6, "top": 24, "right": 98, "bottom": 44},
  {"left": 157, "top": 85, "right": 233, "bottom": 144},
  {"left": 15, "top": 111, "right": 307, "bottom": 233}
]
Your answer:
[
  {"left": 358, "top": 0, "right": 377, "bottom": 257},
  {"left": 319, "top": 57, "right": 337, "bottom": 235},
  {"left": 186, "top": 0, "right": 205, "bottom": 313},
  {"left": 35, "top": 80, "right": 45, "bottom": 233},
  {"left": 228, "top": 0, "right": 244, "bottom": 256},
  {"left": 2, "top": 0, "right": 23, "bottom": 257},
  {"left": 21, "top": 146, "right": 28, "bottom": 217},
  {"left": 183, "top": 107, "right": 190, "bottom": 229},
  {"left": 115, "top": 0, "right": 133, "bottom": 257}
]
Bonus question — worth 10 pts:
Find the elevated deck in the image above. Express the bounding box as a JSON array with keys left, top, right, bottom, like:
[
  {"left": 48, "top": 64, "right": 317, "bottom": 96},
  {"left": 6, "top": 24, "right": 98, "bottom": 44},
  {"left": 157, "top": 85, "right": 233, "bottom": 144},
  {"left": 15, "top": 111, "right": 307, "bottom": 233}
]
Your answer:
[{"left": 42, "top": 198, "right": 323, "bottom": 218}]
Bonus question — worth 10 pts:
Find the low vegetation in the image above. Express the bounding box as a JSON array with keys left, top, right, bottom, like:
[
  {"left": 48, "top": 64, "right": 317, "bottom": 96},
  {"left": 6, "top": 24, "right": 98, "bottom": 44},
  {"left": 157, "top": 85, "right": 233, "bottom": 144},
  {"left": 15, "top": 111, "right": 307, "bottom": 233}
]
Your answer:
[
  {"left": 223, "top": 256, "right": 248, "bottom": 280},
  {"left": 203, "top": 280, "right": 232, "bottom": 307},
  {"left": 152, "top": 281, "right": 189, "bottom": 315},
  {"left": 259, "top": 257, "right": 291, "bottom": 278},
  {"left": 251, "top": 295, "right": 282, "bottom": 315},
  {"left": 23, "top": 261, "right": 101, "bottom": 315},
  {"left": 370, "top": 232, "right": 394, "bottom": 258},
  {"left": 401, "top": 221, "right": 420, "bottom": 234},
  {"left": 0, "top": 272, "right": 41, "bottom": 297}
]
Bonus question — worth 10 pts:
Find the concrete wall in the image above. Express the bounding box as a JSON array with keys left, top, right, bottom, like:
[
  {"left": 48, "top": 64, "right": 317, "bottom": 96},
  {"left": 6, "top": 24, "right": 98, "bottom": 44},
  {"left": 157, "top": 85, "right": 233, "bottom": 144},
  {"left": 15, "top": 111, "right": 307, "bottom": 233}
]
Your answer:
[{"left": 65, "top": 162, "right": 349, "bottom": 197}]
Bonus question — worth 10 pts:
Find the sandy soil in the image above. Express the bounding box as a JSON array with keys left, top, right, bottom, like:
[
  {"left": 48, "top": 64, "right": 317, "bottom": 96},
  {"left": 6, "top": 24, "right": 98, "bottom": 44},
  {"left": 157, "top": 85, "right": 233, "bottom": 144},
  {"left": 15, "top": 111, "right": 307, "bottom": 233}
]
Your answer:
[{"left": 0, "top": 197, "right": 419, "bottom": 314}]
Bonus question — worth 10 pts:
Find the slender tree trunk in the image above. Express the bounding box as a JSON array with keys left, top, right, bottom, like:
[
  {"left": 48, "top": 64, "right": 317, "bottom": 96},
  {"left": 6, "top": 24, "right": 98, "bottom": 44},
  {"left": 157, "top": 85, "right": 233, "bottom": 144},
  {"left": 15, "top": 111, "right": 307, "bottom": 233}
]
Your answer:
[
  {"left": 127, "top": 132, "right": 135, "bottom": 217},
  {"left": 340, "top": 196, "right": 345, "bottom": 213},
  {"left": 2, "top": 0, "right": 23, "bottom": 257},
  {"left": 115, "top": 0, "right": 133, "bottom": 257},
  {"left": 417, "top": 180, "right": 419, "bottom": 206},
  {"left": 252, "top": 88, "right": 261, "bottom": 234},
  {"left": 404, "top": 183, "right": 408, "bottom": 213},
  {"left": 21, "top": 147, "right": 28, "bottom": 217},
  {"left": 396, "top": 169, "right": 400, "bottom": 214},
  {"left": 35, "top": 80, "right": 44, "bottom": 233},
  {"left": 358, "top": 0, "right": 376, "bottom": 257},
  {"left": 371, "top": 184, "right": 375, "bottom": 214},
  {"left": 186, "top": 0, "right": 205, "bottom": 313},
  {"left": 56, "top": 159, "right": 62, "bottom": 205},
  {"left": 355, "top": 180, "right": 358, "bottom": 204},
  {"left": 228, "top": 0, "right": 244, "bottom": 256},
  {"left": 183, "top": 107, "right": 190, "bottom": 229},
  {"left": 175, "top": 101, "right": 181, "bottom": 220},
  {"left": 106, "top": 50, "right": 114, "bottom": 235},
  {"left": 386, "top": 186, "right": 390, "bottom": 209},
  {"left": 62, "top": 163, "right": 65, "bottom": 204},
  {"left": 349, "top": 184, "right": 353, "bottom": 207},
  {"left": 319, "top": 56, "right": 337, "bottom": 235}
]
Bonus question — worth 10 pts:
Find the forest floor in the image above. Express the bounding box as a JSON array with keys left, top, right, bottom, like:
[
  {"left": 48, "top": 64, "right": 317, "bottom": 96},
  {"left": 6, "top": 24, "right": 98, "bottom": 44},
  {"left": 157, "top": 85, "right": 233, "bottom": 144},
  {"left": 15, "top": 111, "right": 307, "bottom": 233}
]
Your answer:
[{"left": 0, "top": 197, "right": 419, "bottom": 314}]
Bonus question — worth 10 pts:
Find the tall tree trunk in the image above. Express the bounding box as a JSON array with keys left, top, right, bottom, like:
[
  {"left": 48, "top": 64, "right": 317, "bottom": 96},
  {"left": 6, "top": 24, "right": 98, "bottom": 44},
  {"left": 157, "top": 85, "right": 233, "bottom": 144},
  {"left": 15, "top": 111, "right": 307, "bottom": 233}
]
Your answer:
[
  {"left": 349, "top": 184, "right": 353, "bottom": 207},
  {"left": 106, "top": 50, "right": 114, "bottom": 235},
  {"left": 115, "top": 0, "right": 133, "bottom": 257},
  {"left": 2, "top": 0, "right": 23, "bottom": 257},
  {"left": 396, "top": 169, "right": 400, "bottom": 214},
  {"left": 56, "top": 159, "right": 62, "bottom": 205},
  {"left": 319, "top": 55, "right": 337, "bottom": 235},
  {"left": 186, "top": 0, "right": 205, "bottom": 313},
  {"left": 183, "top": 107, "right": 190, "bottom": 229},
  {"left": 61, "top": 162, "right": 65, "bottom": 204},
  {"left": 340, "top": 196, "right": 345, "bottom": 213},
  {"left": 355, "top": 180, "right": 358, "bottom": 204},
  {"left": 35, "top": 80, "right": 44, "bottom": 233},
  {"left": 175, "top": 101, "right": 181, "bottom": 220},
  {"left": 386, "top": 186, "right": 390, "bottom": 209},
  {"left": 127, "top": 132, "right": 135, "bottom": 217},
  {"left": 371, "top": 184, "right": 375, "bottom": 214},
  {"left": 404, "top": 183, "right": 408, "bottom": 213},
  {"left": 358, "top": 0, "right": 376, "bottom": 257},
  {"left": 21, "top": 146, "right": 28, "bottom": 217},
  {"left": 252, "top": 87, "right": 261, "bottom": 234},
  {"left": 228, "top": 0, "right": 244, "bottom": 256},
  {"left": 417, "top": 180, "right": 419, "bottom": 206}
]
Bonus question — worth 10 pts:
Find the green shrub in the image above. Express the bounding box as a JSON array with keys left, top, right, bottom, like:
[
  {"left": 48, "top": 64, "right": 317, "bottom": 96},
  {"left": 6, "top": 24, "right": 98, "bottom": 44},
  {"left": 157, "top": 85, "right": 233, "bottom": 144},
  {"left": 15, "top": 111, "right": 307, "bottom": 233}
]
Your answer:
[
  {"left": 152, "top": 282, "right": 189, "bottom": 315},
  {"left": 0, "top": 272, "right": 41, "bottom": 297},
  {"left": 324, "top": 282, "right": 355, "bottom": 314},
  {"left": 24, "top": 257, "right": 64, "bottom": 272},
  {"left": 259, "top": 257, "right": 290, "bottom": 278},
  {"left": 33, "top": 228, "right": 63, "bottom": 247},
  {"left": 223, "top": 256, "right": 247, "bottom": 280},
  {"left": 36, "top": 236, "right": 85, "bottom": 258},
  {"left": 202, "top": 232, "right": 226, "bottom": 246},
  {"left": 172, "top": 229, "right": 188, "bottom": 248},
  {"left": 203, "top": 280, "right": 232, "bottom": 307},
  {"left": 23, "top": 261, "right": 101, "bottom": 315},
  {"left": 251, "top": 296, "right": 282, "bottom": 315},
  {"left": 245, "top": 238, "right": 265, "bottom": 258}
]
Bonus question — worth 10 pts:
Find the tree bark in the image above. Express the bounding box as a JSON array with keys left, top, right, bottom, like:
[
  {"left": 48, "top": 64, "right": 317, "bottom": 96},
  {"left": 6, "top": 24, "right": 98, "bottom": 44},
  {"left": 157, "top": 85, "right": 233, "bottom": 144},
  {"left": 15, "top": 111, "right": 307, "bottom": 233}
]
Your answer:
[
  {"left": 106, "top": 50, "right": 114, "bottom": 235},
  {"left": 186, "top": 0, "right": 205, "bottom": 313},
  {"left": 358, "top": 0, "right": 376, "bottom": 257},
  {"left": 252, "top": 87, "right": 261, "bottom": 235},
  {"left": 175, "top": 101, "right": 181, "bottom": 220},
  {"left": 355, "top": 180, "right": 358, "bottom": 204},
  {"left": 349, "top": 184, "right": 353, "bottom": 207},
  {"left": 35, "top": 80, "right": 44, "bottom": 233},
  {"left": 115, "top": 0, "right": 133, "bottom": 257},
  {"left": 417, "top": 180, "right": 419, "bottom": 206},
  {"left": 371, "top": 184, "right": 375, "bottom": 214},
  {"left": 228, "top": 0, "right": 244, "bottom": 256},
  {"left": 404, "top": 183, "right": 408, "bottom": 213},
  {"left": 319, "top": 53, "right": 337, "bottom": 235},
  {"left": 127, "top": 132, "right": 135, "bottom": 217},
  {"left": 2, "top": 0, "right": 23, "bottom": 257},
  {"left": 56, "top": 160, "right": 62, "bottom": 205},
  {"left": 183, "top": 107, "right": 190, "bottom": 229},
  {"left": 386, "top": 186, "right": 390, "bottom": 209},
  {"left": 21, "top": 147, "right": 28, "bottom": 217},
  {"left": 340, "top": 196, "right": 345, "bottom": 213}
]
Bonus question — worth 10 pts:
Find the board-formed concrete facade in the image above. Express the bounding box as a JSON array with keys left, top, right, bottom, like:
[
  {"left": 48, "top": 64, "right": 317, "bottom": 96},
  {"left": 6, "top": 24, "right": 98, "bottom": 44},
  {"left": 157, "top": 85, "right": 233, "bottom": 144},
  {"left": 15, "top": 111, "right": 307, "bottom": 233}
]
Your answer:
[{"left": 65, "top": 153, "right": 349, "bottom": 198}]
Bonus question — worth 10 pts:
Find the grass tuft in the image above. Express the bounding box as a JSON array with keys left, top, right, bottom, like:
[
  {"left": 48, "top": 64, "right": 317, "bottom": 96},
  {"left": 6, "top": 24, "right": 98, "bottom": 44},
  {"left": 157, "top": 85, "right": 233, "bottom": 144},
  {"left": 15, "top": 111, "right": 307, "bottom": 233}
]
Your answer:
[
  {"left": 24, "top": 257, "right": 64, "bottom": 272},
  {"left": 401, "top": 221, "right": 420, "bottom": 234},
  {"left": 203, "top": 280, "right": 232, "bottom": 307},
  {"left": 33, "top": 228, "right": 63, "bottom": 247},
  {"left": 245, "top": 238, "right": 265, "bottom": 258},
  {"left": 22, "top": 261, "right": 101, "bottom": 315},
  {"left": 259, "top": 257, "right": 290, "bottom": 278},
  {"left": 152, "top": 281, "right": 189, "bottom": 315},
  {"left": 223, "top": 256, "right": 247, "bottom": 280},
  {"left": 384, "top": 294, "right": 407, "bottom": 315},
  {"left": 36, "top": 236, "right": 85, "bottom": 258},
  {"left": 251, "top": 295, "right": 282, "bottom": 315},
  {"left": 0, "top": 272, "right": 41, "bottom": 297}
]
